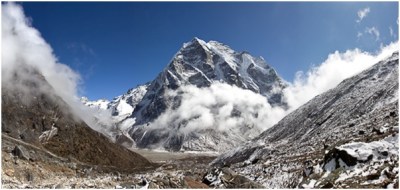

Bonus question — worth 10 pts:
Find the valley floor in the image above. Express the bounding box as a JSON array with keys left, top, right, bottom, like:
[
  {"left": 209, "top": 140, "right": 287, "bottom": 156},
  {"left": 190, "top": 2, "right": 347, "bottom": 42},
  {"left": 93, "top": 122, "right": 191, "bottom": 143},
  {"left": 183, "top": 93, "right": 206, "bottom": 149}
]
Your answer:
[{"left": 1, "top": 134, "right": 216, "bottom": 189}]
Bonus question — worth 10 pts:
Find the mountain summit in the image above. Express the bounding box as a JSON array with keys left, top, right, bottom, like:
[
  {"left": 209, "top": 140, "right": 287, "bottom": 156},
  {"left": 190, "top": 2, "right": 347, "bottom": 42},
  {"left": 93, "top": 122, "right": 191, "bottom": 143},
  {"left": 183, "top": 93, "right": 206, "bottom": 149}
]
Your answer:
[
  {"left": 115, "top": 38, "right": 288, "bottom": 152},
  {"left": 132, "top": 37, "right": 287, "bottom": 124}
]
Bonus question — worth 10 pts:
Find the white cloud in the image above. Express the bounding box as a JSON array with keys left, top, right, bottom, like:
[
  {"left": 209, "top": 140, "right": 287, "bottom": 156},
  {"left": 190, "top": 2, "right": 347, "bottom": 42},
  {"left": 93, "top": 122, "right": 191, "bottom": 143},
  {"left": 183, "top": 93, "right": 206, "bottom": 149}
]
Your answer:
[
  {"left": 283, "top": 41, "right": 399, "bottom": 111},
  {"left": 365, "top": 26, "right": 380, "bottom": 41},
  {"left": 2, "top": 3, "right": 113, "bottom": 135},
  {"left": 2, "top": 3, "right": 80, "bottom": 106},
  {"left": 145, "top": 82, "right": 287, "bottom": 136},
  {"left": 356, "top": 7, "right": 370, "bottom": 23}
]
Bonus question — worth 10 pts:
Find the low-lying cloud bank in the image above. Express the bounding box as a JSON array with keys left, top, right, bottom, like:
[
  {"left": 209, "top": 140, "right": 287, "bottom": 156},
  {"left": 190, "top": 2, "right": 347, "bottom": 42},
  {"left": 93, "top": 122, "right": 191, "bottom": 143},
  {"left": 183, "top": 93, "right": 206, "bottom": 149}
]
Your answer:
[
  {"left": 2, "top": 3, "right": 114, "bottom": 136},
  {"left": 144, "top": 82, "right": 287, "bottom": 136}
]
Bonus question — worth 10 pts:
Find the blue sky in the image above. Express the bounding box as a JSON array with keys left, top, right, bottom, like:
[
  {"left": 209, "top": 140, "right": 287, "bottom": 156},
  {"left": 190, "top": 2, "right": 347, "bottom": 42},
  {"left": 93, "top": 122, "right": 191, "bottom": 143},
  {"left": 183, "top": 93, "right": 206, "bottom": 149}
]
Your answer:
[{"left": 20, "top": 2, "right": 398, "bottom": 100}]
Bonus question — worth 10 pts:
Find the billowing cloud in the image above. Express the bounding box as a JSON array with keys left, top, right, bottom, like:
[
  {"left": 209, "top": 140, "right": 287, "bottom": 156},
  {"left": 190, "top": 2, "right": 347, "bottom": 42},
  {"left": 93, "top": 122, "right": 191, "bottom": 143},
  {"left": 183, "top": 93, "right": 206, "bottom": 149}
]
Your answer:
[
  {"left": 2, "top": 3, "right": 81, "bottom": 105},
  {"left": 356, "top": 7, "right": 370, "bottom": 23},
  {"left": 2, "top": 3, "right": 114, "bottom": 137},
  {"left": 283, "top": 41, "right": 398, "bottom": 111},
  {"left": 144, "top": 82, "right": 287, "bottom": 136},
  {"left": 365, "top": 26, "right": 380, "bottom": 41}
]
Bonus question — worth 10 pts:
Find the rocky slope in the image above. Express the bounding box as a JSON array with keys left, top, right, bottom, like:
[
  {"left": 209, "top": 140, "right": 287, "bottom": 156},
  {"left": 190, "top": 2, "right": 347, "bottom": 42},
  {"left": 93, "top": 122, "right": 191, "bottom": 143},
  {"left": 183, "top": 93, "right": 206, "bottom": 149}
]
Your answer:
[
  {"left": 207, "top": 52, "right": 399, "bottom": 188},
  {"left": 1, "top": 65, "right": 154, "bottom": 174}
]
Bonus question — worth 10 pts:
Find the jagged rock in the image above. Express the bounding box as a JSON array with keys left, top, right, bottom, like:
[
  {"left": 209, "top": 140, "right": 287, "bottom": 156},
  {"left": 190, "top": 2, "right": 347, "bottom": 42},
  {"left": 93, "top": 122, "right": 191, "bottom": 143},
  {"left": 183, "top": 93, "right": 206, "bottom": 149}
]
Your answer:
[
  {"left": 203, "top": 166, "right": 264, "bottom": 188},
  {"left": 12, "top": 146, "right": 29, "bottom": 160},
  {"left": 319, "top": 180, "right": 334, "bottom": 188},
  {"left": 366, "top": 172, "right": 381, "bottom": 180},
  {"left": 148, "top": 182, "right": 158, "bottom": 188},
  {"left": 38, "top": 126, "right": 58, "bottom": 143},
  {"left": 203, "top": 168, "right": 221, "bottom": 186},
  {"left": 4, "top": 169, "right": 14, "bottom": 177},
  {"left": 372, "top": 127, "right": 384, "bottom": 135},
  {"left": 324, "top": 148, "right": 358, "bottom": 169}
]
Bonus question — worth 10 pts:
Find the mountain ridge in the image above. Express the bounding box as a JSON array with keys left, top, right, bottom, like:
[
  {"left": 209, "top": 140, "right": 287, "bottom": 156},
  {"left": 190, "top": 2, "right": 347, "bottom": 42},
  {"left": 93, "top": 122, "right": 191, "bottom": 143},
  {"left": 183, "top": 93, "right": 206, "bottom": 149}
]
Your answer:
[{"left": 207, "top": 51, "right": 399, "bottom": 188}]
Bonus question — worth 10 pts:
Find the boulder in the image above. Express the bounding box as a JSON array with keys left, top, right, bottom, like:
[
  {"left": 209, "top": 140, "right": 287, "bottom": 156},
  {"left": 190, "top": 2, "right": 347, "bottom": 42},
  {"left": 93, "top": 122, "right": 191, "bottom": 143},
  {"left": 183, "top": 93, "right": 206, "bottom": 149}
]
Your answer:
[{"left": 12, "top": 146, "right": 29, "bottom": 160}]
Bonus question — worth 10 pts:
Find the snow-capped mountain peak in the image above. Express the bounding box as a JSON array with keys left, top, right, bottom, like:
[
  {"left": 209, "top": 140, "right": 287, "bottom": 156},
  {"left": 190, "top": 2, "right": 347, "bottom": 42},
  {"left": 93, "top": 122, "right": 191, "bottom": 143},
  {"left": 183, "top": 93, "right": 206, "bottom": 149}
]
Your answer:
[
  {"left": 81, "top": 83, "right": 150, "bottom": 120},
  {"left": 82, "top": 38, "right": 289, "bottom": 152},
  {"left": 132, "top": 38, "right": 287, "bottom": 125},
  {"left": 81, "top": 97, "right": 110, "bottom": 110},
  {"left": 121, "top": 38, "right": 290, "bottom": 151},
  {"left": 108, "top": 83, "right": 149, "bottom": 117}
]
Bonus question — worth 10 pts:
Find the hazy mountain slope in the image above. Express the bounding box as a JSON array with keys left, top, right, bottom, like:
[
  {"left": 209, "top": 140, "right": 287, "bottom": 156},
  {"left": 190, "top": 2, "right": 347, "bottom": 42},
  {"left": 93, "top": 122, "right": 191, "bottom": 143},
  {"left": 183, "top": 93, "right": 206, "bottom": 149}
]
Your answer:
[
  {"left": 2, "top": 65, "right": 153, "bottom": 172},
  {"left": 208, "top": 52, "right": 399, "bottom": 188}
]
